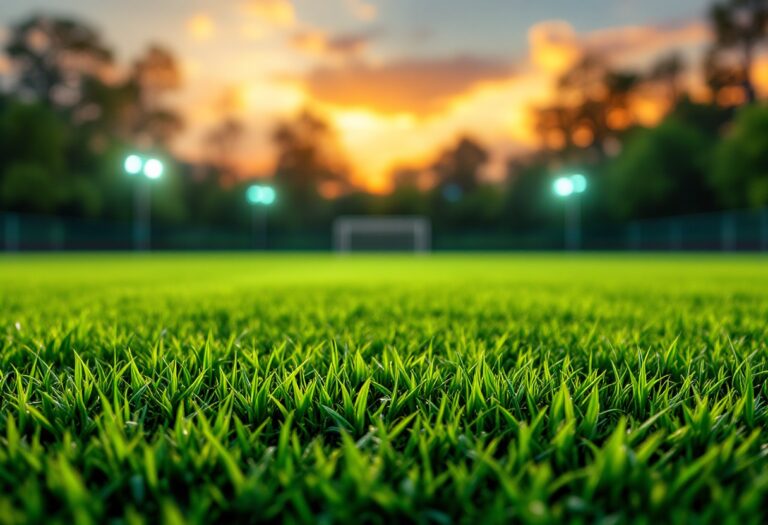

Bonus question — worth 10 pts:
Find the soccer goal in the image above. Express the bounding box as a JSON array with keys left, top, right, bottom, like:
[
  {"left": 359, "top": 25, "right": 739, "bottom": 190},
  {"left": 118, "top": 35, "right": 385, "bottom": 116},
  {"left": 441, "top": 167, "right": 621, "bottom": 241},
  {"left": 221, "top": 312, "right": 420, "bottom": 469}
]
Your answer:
[{"left": 333, "top": 216, "right": 431, "bottom": 253}]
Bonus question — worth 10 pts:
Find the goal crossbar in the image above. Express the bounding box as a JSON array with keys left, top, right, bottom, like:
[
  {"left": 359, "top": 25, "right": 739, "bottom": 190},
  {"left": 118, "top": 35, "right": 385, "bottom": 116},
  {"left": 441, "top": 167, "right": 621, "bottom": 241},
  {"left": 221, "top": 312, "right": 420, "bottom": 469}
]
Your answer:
[{"left": 333, "top": 216, "right": 431, "bottom": 253}]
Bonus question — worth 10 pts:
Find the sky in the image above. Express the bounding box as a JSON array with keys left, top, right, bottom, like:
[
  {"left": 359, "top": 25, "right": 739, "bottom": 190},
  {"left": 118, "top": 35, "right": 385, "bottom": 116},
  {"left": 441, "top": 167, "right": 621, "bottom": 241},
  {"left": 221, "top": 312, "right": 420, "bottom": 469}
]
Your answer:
[{"left": 0, "top": 0, "right": 716, "bottom": 190}]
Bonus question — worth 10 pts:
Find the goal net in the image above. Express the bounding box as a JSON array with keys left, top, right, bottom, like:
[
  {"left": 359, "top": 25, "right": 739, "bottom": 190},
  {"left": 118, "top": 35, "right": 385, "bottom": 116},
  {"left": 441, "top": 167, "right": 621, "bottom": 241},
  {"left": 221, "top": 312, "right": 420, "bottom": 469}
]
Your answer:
[{"left": 333, "top": 216, "right": 431, "bottom": 253}]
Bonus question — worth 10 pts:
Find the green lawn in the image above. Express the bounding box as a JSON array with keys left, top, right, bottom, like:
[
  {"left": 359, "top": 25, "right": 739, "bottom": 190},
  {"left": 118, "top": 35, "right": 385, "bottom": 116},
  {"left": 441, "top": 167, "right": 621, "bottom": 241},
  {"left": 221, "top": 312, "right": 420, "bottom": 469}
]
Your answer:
[{"left": 1, "top": 254, "right": 767, "bottom": 524}]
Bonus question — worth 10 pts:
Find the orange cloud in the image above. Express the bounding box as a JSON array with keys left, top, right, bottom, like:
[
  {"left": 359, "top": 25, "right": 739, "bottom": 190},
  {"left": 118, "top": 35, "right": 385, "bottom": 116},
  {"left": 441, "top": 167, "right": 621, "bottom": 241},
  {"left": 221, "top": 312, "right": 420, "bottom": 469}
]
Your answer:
[
  {"left": 528, "top": 19, "right": 710, "bottom": 73},
  {"left": 345, "top": 0, "right": 377, "bottom": 22},
  {"left": 186, "top": 13, "right": 216, "bottom": 41},
  {"left": 583, "top": 20, "right": 710, "bottom": 61},
  {"left": 290, "top": 29, "right": 373, "bottom": 59},
  {"left": 239, "top": 23, "right": 269, "bottom": 41},
  {"left": 301, "top": 56, "right": 513, "bottom": 116},
  {"left": 241, "top": 0, "right": 296, "bottom": 27},
  {"left": 529, "top": 21, "right": 581, "bottom": 74}
]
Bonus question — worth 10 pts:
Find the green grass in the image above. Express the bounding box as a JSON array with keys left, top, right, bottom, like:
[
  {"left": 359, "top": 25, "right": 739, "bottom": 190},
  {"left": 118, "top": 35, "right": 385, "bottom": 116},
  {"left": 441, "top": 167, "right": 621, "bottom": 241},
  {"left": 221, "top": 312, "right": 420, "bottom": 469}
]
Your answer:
[{"left": 1, "top": 254, "right": 767, "bottom": 524}]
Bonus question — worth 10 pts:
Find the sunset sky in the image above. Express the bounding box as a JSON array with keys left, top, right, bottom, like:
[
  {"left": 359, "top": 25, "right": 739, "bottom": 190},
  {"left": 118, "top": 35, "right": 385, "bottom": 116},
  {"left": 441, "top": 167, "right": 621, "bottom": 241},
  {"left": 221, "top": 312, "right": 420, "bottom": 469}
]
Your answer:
[{"left": 0, "top": 0, "right": 718, "bottom": 190}]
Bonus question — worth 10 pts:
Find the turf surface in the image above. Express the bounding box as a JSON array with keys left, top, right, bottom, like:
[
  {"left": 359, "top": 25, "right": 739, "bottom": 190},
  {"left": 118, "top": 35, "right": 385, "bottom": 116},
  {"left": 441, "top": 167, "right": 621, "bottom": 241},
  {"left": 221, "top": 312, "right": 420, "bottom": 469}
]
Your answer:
[{"left": 1, "top": 254, "right": 767, "bottom": 524}]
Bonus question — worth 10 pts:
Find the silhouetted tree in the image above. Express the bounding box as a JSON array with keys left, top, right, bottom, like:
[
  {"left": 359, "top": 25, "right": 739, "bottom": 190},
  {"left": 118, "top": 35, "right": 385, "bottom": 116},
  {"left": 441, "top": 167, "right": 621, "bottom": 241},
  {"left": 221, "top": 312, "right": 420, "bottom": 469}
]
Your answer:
[
  {"left": 204, "top": 118, "right": 245, "bottom": 184},
  {"left": 649, "top": 53, "right": 686, "bottom": 105},
  {"left": 709, "top": 0, "right": 768, "bottom": 103},
  {"left": 433, "top": 136, "right": 488, "bottom": 193},
  {"left": 0, "top": 101, "right": 77, "bottom": 213},
  {"left": 273, "top": 111, "right": 348, "bottom": 191},
  {"left": 130, "top": 45, "right": 183, "bottom": 147},
  {"left": 272, "top": 110, "right": 349, "bottom": 226},
  {"left": 606, "top": 118, "right": 714, "bottom": 219},
  {"left": 504, "top": 158, "right": 555, "bottom": 229},
  {"left": 534, "top": 54, "right": 641, "bottom": 160},
  {"left": 5, "top": 15, "right": 113, "bottom": 109},
  {"left": 711, "top": 104, "right": 768, "bottom": 207}
]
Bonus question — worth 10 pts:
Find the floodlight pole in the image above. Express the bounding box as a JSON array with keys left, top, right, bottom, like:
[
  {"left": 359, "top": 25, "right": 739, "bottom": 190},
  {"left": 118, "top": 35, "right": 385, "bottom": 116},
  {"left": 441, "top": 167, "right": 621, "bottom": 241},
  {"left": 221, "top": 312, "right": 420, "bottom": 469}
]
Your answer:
[
  {"left": 134, "top": 179, "right": 152, "bottom": 251},
  {"left": 554, "top": 174, "right": 586, "bottom": 251},
  {"left": 565, "top": 193, "right": 582, "bottom": 251},
  {"left": 252, "top": 205, "right": 268, "bottom": 251},
  {"left": 125, "top": 154, "right": 162, "bottom": 251},
  {"left": 246, "top": 184, "right": 275, "bottom": 251}
]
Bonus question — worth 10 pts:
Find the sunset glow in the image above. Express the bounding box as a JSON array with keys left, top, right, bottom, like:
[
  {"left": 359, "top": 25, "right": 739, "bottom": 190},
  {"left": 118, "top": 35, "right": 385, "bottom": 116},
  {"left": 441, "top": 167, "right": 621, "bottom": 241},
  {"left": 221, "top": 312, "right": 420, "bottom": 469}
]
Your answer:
[{"left": 1, "top": 0, "right": 741, "bottom": 190}]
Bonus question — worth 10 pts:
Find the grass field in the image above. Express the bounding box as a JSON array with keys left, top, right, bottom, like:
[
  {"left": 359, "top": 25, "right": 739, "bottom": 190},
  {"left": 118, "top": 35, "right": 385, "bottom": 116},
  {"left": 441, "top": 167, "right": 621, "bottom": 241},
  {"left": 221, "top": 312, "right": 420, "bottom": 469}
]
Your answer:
[{"left": 1, "top": 254, "right": 767, "bottom": 524}]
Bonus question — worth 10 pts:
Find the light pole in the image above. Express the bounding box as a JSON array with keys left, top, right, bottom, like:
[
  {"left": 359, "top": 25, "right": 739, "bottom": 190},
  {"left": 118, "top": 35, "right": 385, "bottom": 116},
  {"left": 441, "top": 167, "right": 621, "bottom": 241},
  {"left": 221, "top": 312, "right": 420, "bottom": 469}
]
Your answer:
[
  {"left": 246, "top": 184, "right": 276, "bottom": 250},
  {"left": 124, "top": 154, "right": 164, "bottom": 251},
  {"left": 553, "top": 174, "right": 587, "bottom": 251}
]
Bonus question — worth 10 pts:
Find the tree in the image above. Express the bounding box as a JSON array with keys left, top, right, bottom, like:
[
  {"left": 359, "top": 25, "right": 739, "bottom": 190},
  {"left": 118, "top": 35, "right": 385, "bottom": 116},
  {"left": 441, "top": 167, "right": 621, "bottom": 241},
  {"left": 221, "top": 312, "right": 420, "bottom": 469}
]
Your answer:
[
  {"left": 603, "top": 70, "right": 641, "bottom": 130},
  {"left": 272, "top": 110, "right": 349, "bottom": 226},
  {"left": 273, "top": 110, "right": 348, "bottom": 195},
  {"left": 204, "top": 118, "right": 245, "bottom": 184},
  {"left": 605, "top": 118, "right": 714, "bottom": 219},
  {"left": 546, "top": 54, "right": 610, "bottom": 155},
  {"left": 132, "top": 45, "right": 182, "bottom": 109},
  {"left": 711, "top": 104, "right": 768, "bottom": 208},
  {"left": 130, "top": 45, "right": 184, "bottom": 147},
  {"left": 1, "top": 163, "right": 61, "bottom": 213},
  {"left": 533, "top": 54, "right": 641, "bottom": 160},
  {"left": 5, "top": 15, "right": 113, "bottom": 109},
  {"left": 433, "top": 136, "right": 488, "bottom": 193},
  {"left": 709, "top": 0, "right": 768, "bottom": 103},
  {"left": 0, "top": 101, "right": 68, "bottom": 212},
  {"left": 703, "top": 48, "right": 748, "bottom": 105},
  {"left": 649, "top": 53, "right": 686, "bottom": 105},
  {"left": 504, "top": 158, "right": 559, "bottom": 229}
]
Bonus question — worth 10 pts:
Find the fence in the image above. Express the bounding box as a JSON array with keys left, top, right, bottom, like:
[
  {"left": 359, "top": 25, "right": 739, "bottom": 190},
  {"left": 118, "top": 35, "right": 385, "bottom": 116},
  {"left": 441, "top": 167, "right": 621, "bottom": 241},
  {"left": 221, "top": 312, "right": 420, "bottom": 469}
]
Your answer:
[{"left": 2, "top": 208, "right": 768, "bottom": 252}]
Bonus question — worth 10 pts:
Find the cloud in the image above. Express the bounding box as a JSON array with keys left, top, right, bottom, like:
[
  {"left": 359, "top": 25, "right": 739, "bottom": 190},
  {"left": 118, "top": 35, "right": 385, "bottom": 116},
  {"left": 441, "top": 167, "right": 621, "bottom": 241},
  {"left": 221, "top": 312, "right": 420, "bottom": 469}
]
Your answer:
[
  {"left": 181, "top": 59, "right": 203, "bottom": 80},
  {"left": 186, "top": 14, "right": 216, "bottom": 41},
  {"left": 290, "top": 29, "right": 375, "bottom": 59},
  {"left": 241, "top": 0, "right": 296, "bottom": 27},
  {"left": 301, "top": 56, "right": 513, "bottom": 115},
  {"left": 239, "top": 23, "right": 269, "bottom": 41},
  {"left": 528, "top": 21, "right": 582, "bottom": 74},
  {"left": 583, "top": 20, "right": 710, "bottom": 59},
  {"left": 345, "top": 0, "right": 377, "bottom": 22},
  {"left": 528, "top": 19, "right": 711, "bottom": 74}
]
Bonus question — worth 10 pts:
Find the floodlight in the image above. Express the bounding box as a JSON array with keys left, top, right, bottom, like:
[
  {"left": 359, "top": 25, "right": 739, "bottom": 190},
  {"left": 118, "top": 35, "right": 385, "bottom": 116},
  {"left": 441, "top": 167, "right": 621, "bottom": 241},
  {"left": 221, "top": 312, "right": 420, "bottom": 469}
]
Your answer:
[
  {"left": 246, "top": 185, "right": 263, "bottom": 204},
  {"left": 124, "top": 154, "right": 143, "bottom": 175},
  {"left": 553, "top": 177, "right": 574, "bottom": 197},
  {"left": 260, "top": 186, "right": 276, "bottom": 205},
  {"left": 143, "top": 158, "right": 164, "bottom": 179},
  {"left": 571, "top": 174, "right": 587, "bottom": 193}
]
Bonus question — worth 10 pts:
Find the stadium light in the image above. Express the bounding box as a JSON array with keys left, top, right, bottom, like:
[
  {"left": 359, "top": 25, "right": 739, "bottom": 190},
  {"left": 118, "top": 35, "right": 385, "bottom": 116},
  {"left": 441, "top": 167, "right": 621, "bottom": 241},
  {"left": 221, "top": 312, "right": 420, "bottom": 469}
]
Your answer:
[
  {"left": 246, "top": 184, "right": 277, "bottom": 249},
  {"left": 553, "top": 174, "right": 588, "bottom": 251},
  {"left": 124, "top": 153, "right": 164, "bottom": 251},
  {"left": 260, "top": 186, "right": 276, "bottom": 205},
  {"left": 553, "top": 177, "right": 575, "bottom": 197},
  {"left": 124, "top": 154, "right": 143, "bottom": 175},
  {"left": 247, "top": 184, "right": 276, "bottom": 206},
  {"left": 571, "top": 174, "right": 587, "bottom": 193},
  {"left": 143, "top": 158, "right": 164, "bottom": 180}
]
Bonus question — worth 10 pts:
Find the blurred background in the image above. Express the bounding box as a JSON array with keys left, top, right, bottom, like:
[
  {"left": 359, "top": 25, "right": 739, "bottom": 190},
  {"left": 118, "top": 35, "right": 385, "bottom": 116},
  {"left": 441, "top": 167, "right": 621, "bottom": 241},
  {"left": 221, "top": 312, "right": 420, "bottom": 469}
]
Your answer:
[{"left": 1, "top": 0, "right": 768, "bottom": 251}]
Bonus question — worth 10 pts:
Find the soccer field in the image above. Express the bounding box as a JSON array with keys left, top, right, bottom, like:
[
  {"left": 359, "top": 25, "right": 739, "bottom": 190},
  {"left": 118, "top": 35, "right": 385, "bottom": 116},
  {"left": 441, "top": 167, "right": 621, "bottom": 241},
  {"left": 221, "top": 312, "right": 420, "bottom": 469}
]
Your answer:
[{"left": 1, "top": 254, "right": 767, "bottom": 524}]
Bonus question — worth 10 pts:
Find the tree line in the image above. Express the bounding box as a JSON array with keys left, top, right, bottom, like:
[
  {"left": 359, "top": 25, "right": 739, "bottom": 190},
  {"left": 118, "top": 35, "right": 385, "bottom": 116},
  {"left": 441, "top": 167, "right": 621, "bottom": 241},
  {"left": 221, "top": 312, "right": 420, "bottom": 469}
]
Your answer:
[{"left": 1, "top": 0, "right": 768, "bottom": 237}]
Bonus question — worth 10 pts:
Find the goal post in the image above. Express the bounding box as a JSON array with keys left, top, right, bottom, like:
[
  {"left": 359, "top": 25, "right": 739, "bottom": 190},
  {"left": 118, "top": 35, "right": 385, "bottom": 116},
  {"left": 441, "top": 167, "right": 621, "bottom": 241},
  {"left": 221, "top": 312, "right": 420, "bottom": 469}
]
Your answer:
[{"left": 333, "top": 216, "right": 431, "bottom": 253}]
